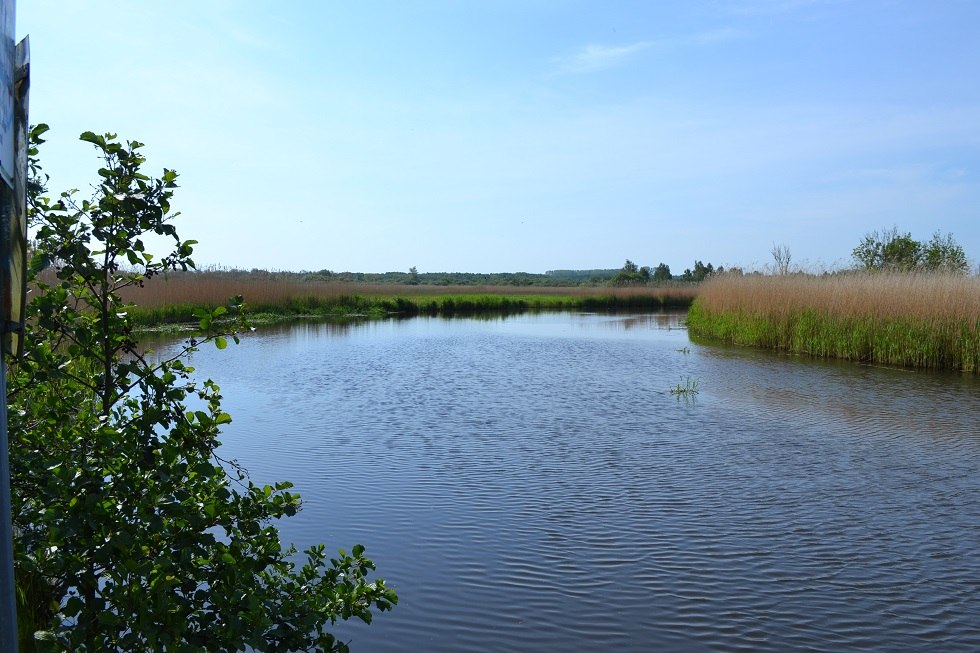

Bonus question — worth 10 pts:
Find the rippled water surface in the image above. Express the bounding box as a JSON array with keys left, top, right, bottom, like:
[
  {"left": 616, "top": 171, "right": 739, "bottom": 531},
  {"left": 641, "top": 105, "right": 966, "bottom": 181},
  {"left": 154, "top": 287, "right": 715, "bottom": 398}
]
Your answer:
[{"left": 160, "top": 312, "right": 980, "bottom": 652}]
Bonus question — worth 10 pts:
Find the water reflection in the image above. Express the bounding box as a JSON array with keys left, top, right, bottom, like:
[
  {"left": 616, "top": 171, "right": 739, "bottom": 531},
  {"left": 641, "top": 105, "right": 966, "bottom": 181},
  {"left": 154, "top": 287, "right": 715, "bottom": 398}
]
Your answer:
[
  {"left": 148, "top": 311, "right": 980, "bottom": 653},
  {"left": 694, "top": 339, "right": 980, "bottom": 445},
  {"left": 580, "top": 311, "right": 688, "bottom": 331}
]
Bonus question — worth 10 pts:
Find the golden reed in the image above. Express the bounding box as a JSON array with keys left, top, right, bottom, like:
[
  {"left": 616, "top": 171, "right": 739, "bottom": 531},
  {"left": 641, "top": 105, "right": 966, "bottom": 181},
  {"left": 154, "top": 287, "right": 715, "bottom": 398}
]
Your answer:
[
  {"left": 121, "top": 272, "right": 699, "bottom": 309},
  {"left": 688, "top": 272, "right": 980, "bottom": 372}
]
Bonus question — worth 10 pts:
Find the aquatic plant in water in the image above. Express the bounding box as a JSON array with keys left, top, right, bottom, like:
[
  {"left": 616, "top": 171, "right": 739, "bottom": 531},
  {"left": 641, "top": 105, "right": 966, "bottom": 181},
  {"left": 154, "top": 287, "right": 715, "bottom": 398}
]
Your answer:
[{"left": 670, "top": 377, "right": 700, "bottom": 397}]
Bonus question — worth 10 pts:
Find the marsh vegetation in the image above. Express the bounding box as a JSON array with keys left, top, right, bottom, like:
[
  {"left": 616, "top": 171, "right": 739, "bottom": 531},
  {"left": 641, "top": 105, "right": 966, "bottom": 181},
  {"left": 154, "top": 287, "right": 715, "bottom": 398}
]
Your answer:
[
  {"left": 687, "top": 272, "right": 980, "bottom": 373},
  {"left": 116, "top": 271, "right": 699, "bottom": 325}
]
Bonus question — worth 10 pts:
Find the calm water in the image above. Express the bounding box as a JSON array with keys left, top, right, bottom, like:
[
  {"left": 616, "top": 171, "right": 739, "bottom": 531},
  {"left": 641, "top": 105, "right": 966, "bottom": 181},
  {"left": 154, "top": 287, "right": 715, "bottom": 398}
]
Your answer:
[{"left": 158, "top": 312, "right": 980, "bottom": 652}]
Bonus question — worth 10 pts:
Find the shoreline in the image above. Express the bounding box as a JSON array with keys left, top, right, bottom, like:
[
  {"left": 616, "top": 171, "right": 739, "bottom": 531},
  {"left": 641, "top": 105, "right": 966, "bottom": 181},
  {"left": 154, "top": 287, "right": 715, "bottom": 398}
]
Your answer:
[{"left": 128, "top": 288, "right": 699, "bottom": 329}]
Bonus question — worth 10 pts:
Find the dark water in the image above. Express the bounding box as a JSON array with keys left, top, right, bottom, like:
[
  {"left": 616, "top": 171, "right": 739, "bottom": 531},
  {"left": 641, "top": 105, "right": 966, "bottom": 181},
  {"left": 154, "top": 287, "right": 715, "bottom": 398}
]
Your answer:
[{"left": 157, "top": 312, "right": 980, "bottom": 652}]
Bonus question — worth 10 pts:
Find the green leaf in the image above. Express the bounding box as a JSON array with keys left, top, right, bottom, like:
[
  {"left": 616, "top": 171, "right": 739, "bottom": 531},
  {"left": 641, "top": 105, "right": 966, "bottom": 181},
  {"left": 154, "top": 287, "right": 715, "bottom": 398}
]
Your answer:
[
  {"left": 79, "top": 131, "right": 103, "bottom": 146},
  {"left": 31, "top": 123, "right": 50, "bottom": 141},
  {"left": 215, "top": 336, "right": 227, "bottom": 350}
]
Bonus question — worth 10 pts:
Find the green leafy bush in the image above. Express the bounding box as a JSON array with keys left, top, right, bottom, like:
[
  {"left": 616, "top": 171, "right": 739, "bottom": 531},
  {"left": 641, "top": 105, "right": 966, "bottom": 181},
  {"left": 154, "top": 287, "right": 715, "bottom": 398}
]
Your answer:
[{"left": 9, "top": 126, "right": 395, "bottom": 651}]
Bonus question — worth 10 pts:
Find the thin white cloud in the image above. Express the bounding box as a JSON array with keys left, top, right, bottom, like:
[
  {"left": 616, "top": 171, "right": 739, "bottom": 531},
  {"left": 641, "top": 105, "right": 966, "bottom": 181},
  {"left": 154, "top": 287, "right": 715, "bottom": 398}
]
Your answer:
[
  {"left": 553, "top": 28, "right": 746, "bottom": 75},
  {"left": 553, "top": 42, "right": 652, "bottom": 74}
]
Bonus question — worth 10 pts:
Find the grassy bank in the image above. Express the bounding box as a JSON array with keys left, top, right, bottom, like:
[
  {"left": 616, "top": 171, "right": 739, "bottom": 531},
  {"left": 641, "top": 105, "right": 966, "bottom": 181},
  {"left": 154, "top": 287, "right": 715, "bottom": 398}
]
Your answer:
[
  {"left": 120, "top": 272, "right": 698, "bottom": 326},
  {"left": 687, "top": 273, "right": 980, "bottom": 373}
]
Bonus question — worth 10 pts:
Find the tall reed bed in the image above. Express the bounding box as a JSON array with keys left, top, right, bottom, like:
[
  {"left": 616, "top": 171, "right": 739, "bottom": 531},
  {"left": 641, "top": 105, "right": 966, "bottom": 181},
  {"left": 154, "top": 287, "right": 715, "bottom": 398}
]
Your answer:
[
  {"left": 119, "top": 271, "right": 698, "bottom": 325},
  {"left": 688, "top": 273, "right": 980, "bottom": 372}
]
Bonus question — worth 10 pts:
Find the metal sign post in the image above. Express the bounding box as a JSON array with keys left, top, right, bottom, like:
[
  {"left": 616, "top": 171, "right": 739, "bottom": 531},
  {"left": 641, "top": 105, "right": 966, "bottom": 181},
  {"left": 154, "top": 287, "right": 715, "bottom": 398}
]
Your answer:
[
  {"left": 0, "top": 0, "right": 27, "bottom": 649},
  {"left": 0, "top": 353, "right": 16, "bottom": 653}
]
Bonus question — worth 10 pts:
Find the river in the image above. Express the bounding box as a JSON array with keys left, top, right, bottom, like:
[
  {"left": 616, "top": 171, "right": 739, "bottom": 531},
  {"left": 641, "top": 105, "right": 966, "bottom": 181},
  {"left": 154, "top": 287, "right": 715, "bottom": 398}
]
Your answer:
[{"left": 157, "top": 311, "right": 980, "bottom": 652}]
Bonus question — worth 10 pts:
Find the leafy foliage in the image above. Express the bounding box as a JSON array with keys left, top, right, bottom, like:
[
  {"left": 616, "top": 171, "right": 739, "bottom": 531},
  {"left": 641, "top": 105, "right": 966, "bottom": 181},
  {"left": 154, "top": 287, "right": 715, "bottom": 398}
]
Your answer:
[
  {"left": 10, "top": 126, "right": 395, "bottom": 651},
  {"left": 921, "top": 231, "right": 969, "bottom": 273},
  {"left": 852, "top": 227, "right": 968, "bottom": 274},
  {"left": 681, "top": 260, "right": 715, "bottom": 282},
  {"left": 652, "top": 263, "right": 672, "bottom": 283},
  {"left": 612, "top": 259, "right": 650, "bottom": 285},
  {"left": 852, "top": 227, "right": 922, "bottom": 272}
]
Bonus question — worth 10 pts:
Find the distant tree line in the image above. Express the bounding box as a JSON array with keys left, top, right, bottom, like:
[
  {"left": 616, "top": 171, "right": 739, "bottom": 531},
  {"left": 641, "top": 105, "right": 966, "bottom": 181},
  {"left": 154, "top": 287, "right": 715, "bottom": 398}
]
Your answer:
[
  {"left": 305, "top": 269, "right": 592, "bottom": 286},
  {"left": 179, "top": 260, "right": 729, "bottom": 287},
  {"left": 609, "top": 259, "right": 725, "bottom": 285}
]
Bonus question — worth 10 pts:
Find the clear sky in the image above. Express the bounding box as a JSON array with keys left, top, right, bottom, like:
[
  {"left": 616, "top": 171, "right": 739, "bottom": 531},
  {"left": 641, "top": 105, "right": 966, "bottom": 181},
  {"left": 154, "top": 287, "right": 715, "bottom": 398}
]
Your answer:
[{"left": 17, "top": 1, "right": 980, "bottom": 274}]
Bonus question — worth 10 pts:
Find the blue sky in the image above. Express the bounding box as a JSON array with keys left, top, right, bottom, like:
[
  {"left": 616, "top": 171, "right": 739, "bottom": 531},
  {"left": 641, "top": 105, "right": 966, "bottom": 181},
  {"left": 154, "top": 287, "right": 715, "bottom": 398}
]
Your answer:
[{"left": 17, "top": 1, "right": 980, "bottom": 274}]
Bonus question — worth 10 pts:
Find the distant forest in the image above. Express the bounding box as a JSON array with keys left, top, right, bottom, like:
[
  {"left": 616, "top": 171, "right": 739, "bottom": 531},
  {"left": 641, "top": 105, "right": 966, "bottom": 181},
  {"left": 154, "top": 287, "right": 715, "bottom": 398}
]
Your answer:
[
  {"left": 207, "top": 267, "right": 627, "bottom": 287},
  {"left": 189, "top": 263, "right": 721, "bottom": 286}
]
